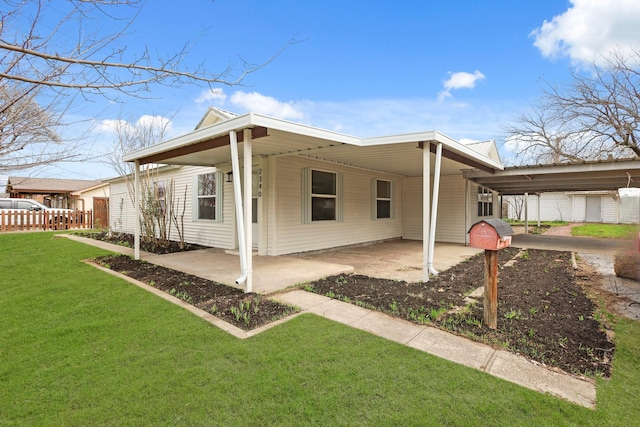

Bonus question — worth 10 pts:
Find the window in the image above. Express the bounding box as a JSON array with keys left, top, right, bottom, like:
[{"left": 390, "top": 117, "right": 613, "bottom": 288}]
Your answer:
[
  {"left": 154, "top": 180, "right": 166, "bottom": 214},
  {"left": 477, "top": 186, "right": 493, "bottom": 217},
  {"left": 196, "top": 173, "right": 218, "bottom": 220},
  {"left": 301, "top": 168, "right": 343, "bottom": 223},
  {"left": 374, "top": 179, "right": 392, "bottom": 219}
]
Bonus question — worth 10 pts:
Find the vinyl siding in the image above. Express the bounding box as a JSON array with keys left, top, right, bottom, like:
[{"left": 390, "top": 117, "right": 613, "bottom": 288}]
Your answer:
[
  {"left": 602, "top": 196, "right": 618, "bottom": 223},
  {"left": 108, "top": 166, "right": 235, "bottom": 249},
  {"left": 270, "top": 156, "right": 403, "bottom": 255},
  {"left": 401, "top": 175, "right": 468, "bottom": 244}
]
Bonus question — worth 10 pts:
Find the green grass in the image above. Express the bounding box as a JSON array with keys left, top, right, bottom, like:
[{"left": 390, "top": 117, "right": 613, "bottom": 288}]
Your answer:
[
  {"left": 572, "top": 223, "right": 639, "bottom": 239},
  {"left": 1, "top": 232, "right": 640, "bottom": 425}
]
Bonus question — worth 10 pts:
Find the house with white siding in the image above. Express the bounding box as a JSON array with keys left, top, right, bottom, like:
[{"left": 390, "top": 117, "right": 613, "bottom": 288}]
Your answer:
[{"left": 113, "top": 108, "right": 503, "bottom": 289}]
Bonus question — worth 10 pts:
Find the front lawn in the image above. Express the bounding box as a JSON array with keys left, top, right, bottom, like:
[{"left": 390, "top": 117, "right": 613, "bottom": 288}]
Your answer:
[
  {"left": 572, "top": 223, "right": 639, "bottom": 239},
  {"left": 1, "top": 232, "right": 640, "bottom": 425}
]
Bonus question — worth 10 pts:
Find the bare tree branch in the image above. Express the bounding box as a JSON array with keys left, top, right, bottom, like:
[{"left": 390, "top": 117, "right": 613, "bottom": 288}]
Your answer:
[{"left": 503, "top": 49, "right": 640, "bottom": 164}]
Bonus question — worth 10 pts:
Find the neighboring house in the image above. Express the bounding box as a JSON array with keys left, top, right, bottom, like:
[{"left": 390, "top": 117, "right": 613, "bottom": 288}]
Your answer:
[
  {"left": 505, "top": 189, "right": 640, "bottom": 224},
  {"left": 111, "top": 108, "right": 503, "bottom": 284},
  {"left": 6, "top": 177, "right": 103, "bottom": 209},
  {"left": 70, "top": 182, "right": 111, "bottom": 228}
]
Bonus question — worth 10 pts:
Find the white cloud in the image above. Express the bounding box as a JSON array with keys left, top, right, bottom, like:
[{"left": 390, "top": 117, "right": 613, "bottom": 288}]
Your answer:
[
  {"left": 94, "top": 115, "right": 172, "bottom": 134},
  {"left": 229, "top": 91, "right": 305, "bottom": 120},
  {"left": 195, "top": 88, "right": 227, "bottom": 104},
  {"left": 531, "top": 0, "right": 640, "bottom": 64},
  {"left": 438, "top": 70, "right": 485, "bottom": 101}
]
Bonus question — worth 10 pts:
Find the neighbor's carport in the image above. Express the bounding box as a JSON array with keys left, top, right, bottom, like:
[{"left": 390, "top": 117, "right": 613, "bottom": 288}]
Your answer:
[{"left": 463, "top": 158, "right": 640, "bottom": 227}]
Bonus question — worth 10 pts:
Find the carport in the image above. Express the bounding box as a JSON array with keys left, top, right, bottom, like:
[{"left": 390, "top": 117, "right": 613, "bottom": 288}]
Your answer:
[{"left": 463, "top": 158, "right": 640, "bottom": 227}]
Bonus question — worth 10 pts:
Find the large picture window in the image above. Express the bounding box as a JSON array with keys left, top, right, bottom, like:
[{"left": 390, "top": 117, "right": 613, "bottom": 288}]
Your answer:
[
  {"left": 301, "top": 168, "right": 343, "bottom": 223},
  {"left": 477, "top": 186, "right": 493, "bottom": 217},
  {"left": 197, "top": 173, "right": 217, "bottom": 220}
]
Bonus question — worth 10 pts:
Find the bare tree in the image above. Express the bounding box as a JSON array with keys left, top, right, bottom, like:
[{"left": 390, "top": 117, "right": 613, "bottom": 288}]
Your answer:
[
  {"left": 106, "top": 114, "right": 175, "bottom": 244},
  {"left": 0, "top": 0, "right": 288, "bottom": 172},
  {"left": 503, "top": 49, "right": 640, "bottom": 164}
]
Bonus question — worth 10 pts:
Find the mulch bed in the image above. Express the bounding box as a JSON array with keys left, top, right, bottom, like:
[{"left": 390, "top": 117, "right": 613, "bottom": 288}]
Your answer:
[
  {"left": 306, "top": 247, "right": 615, "bottom": 378},
  {"left": 89, "top": 231, "right": 616, "bottom": 378},
  {"left": 95, "top": 255, "right": 298, "bottom": 331},
  {"left": 78, "top": 231, "right": 207, "bottom": 254}
]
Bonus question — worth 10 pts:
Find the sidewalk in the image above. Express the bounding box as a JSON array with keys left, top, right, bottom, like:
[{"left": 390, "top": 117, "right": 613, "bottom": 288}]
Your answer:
[{"left": 272, "top": 290, "right": 596, "bottom": 409}]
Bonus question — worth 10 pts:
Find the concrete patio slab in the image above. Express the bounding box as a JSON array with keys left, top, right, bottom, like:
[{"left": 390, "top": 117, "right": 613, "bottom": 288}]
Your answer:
[{"left": 292, "top": 239, "right": 482, "bottom": 282}]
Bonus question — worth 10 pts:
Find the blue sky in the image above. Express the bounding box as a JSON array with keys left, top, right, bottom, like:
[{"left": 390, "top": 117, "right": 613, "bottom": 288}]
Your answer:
[{"left": 29, "top": 0, "right": 640, "bottom": 180}]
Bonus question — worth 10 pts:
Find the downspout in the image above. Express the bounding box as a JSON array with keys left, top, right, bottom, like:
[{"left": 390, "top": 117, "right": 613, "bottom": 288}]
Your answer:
[
  {"left": 243, "top": 128, "right": 253, "bottom": 293},
  {"left": 134, "top": 160, "right": 140, "bottom": 260},
  {"left": 427, "top": 142, "right": 442, "bottom": 276},
  {"left": 229, "top": 130, "right": 247, "bottom": 286}
]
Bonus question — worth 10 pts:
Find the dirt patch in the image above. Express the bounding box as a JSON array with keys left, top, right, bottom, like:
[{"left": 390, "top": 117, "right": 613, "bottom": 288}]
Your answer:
[
  {"left": 95, "top": 255, "right": 298, "bottom": 331},
  {"left": 305, "top": 247, "right": 615, "bottom": 378},
  {"left": 77, "top": 231, "right": 207, "bottom": 254}
]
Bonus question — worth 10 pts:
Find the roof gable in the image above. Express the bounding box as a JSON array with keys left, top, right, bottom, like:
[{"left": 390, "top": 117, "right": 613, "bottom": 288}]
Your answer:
[{"left": 194, "top": 107, "right": 238, "bottom": 130}]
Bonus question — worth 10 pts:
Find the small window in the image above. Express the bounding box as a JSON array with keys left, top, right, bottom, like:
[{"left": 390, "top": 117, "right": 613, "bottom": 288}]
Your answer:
[
  {"left": 477, "top": 186, "right": 493, "bottom": 217},
  {"left": 154, "top": 180, "right": 166, "bottom": 214},
  {"left": 197, "top": 173, "right": 217, "bottom": 220},
  {"left": 375, "top": 179, "right": 392, "bottom": 219},
  {"left": 301, "top": 168, "right": 343, "bottom": 223},
  {"left": 311, "top": 170, "right": 337, "bottom": 221}
]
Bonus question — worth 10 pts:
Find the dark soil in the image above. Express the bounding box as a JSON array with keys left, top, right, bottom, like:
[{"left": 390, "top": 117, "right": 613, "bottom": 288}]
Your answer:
[
  {"left": 78, "top": 231, "right": 207, "bottom": 254},
  {"left": 89, "top": 231, "right": 616, "bottom": 378},
  {"left": 306, "top": 247, "right": 615, "bottom": 378},
  {"left": 95, "top": 255, "right": 298, "bottom": 331}
]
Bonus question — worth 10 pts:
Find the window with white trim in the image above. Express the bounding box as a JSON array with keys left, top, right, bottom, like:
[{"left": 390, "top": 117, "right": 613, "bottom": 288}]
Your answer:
[
  {"left": 301, "top": 168, "right": 343, "bottom": 223},
  {"left": 477, "top": 186, "right": 493, "bottom": 217},
  {"left": 195, "top": 172, "right": 221, "bottom": 221},
  {"left": 374, "top": 179, "right": 392, "bottom": 219}
]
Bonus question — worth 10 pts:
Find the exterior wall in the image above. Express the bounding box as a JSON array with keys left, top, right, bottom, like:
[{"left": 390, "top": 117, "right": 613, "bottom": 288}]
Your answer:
[
  {"left": 74, "top": 185, "right": 110, "bottom": 212},
  {"left": 401, "top": 175, "right": 477, "bottom": 244},
  {"left": 108, "top": 166, "right": 236, "bottom": 249},
  {"left": 506, "top": 193, "right": 621, "bottom": 223},
  {"left": 602, "top": 196, "right": 618, "bottom": 223},
  {"left": 571, "top": 195, "right": 586, "bottom": 222},
  {"left": 108, "top": 157, "right": 485, "bottom": 254},
  {"left": 269, "top": 156, "right": 403, "bottom": 255}
]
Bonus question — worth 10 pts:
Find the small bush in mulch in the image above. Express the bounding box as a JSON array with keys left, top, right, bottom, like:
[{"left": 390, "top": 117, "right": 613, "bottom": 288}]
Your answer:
[
  {"left": 76, "top": 231, "right": 208, "bottom": 254},
  {"left": 94, "top": 254, "right": 298, "bottom": 331},
  {"left": 305, "top": 248, "right": 615, "bottom": 378}
]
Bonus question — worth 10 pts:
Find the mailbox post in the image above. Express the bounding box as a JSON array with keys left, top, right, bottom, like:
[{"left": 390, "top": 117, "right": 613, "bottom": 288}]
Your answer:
[{"left": 468, "top": 219, "right": 514, "bottom": 329}]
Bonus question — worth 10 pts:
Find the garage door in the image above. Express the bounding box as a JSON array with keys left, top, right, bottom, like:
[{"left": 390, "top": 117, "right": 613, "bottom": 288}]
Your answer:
[{"left": 585, "top": 196, "right": 601, "bottom": 222}]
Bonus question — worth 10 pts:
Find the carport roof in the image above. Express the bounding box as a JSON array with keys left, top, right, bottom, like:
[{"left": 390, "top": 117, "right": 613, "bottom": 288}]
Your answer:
[
  {"left": 463, "top": 158, "right": 640, "bottom": 195},
  {"left": 122, "top": 112, "right": 504, "bottom": 177}
]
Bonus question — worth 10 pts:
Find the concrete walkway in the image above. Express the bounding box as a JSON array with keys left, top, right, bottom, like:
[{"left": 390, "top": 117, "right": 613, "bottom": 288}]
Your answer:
[{"left": 272, "top": 290, "right": 596, "bottom": 408}]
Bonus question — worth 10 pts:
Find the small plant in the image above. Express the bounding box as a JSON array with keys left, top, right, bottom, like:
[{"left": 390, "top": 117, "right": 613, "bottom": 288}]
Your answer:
[
  {"left": 335, "top": 275, "right": 348, "bottom": 286},
  {"left": 503, "top": 309, "right": 522, "bottom": 320},
  {"left": 325, "top": 290, "right": 336, "bottom": 298},
  {"left": 578, "top": 315, "right": 585, "bottom": 321},
  {"left": 528, "top": 328, "right": 536, "bottom": 337},
  {"left": 149, "top": 280, "right": 155, "bottom": 287},
  {"left": 529, "top": 307, "right": 538, "bottom": 316},
  {"left": 520, "top": 250, "right": 529, "bottom": 260},
  {"left": 389, "top": 300, "right": 399, "bottom": 314}
]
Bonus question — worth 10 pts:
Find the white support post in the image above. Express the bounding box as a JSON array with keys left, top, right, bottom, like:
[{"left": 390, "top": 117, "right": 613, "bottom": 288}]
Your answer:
[
  {"left": 537, "top": 194, "right": 541, "bottom": 227},
  {"left": 422, "top": 143, "right": 431, "bottom": 282},
  {"left": 427, "top": 142, "right": 443, "bottom": 276},
  {"left": 134, "top": 160, "right": 140, "bottom": 260},
  {"left": 243, "top": 128, "right": 253, "bottom": 294},
  {"left": 230, "top": 131, "right": 247, "bottom": 286},
  {"left": 524, "top": 192, "right": 529, "bottom": 234}
]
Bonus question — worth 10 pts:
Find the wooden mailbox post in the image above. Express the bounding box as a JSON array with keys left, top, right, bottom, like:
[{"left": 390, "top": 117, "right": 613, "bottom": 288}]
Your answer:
[{"left": 468, "top": 219, "right": 514, "bottom": 329}]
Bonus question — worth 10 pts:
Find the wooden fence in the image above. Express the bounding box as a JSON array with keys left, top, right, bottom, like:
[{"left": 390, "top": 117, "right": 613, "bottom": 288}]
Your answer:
[{"left": 0, "top": 210, "right": 93, "bottom": 232}]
